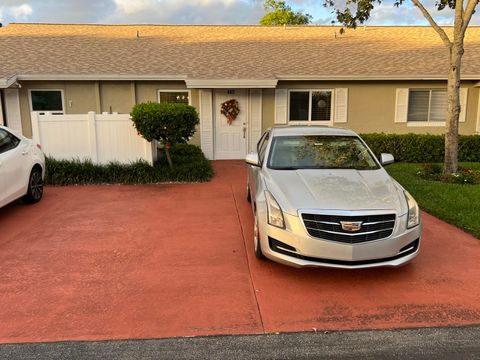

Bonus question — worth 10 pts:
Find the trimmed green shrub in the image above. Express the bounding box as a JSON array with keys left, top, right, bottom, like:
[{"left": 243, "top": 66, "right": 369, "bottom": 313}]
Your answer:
[
  {"left": 361, "top": 133, "right": 480, "bottom": 163},
  {"left": 131, "top": 102, "right": 199, "bottom": 168},
  {"left": 45, "top": 144, "right": 213, "bottom": 185}
]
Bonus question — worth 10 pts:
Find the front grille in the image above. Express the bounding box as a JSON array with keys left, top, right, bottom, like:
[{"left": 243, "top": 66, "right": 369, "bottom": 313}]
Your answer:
[{"left": 301, "top": 213, "right": 396, "bottom": 244}]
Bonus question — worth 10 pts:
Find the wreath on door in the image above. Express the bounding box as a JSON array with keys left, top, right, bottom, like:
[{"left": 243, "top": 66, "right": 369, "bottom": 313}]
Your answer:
[{"left": 220, "top": 99, "right": 240, "bottom": 125}]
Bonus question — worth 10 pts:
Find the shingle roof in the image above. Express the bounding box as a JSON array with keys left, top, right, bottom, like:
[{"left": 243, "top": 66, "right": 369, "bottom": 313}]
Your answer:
[{"left": 1, "top": 23, "right": 480, "bottom": 82}]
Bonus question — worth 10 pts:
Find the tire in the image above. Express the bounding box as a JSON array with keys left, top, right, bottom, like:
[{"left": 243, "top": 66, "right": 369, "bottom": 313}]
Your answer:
[
  {"left": 22, "top": 167, "right": 44, "bottom": 204},
  {"left": 253, "top": 210, "right": 266, "bottom": 260},
  {"left": 247, "top": 185, "right": 252, "bottom": 203}
]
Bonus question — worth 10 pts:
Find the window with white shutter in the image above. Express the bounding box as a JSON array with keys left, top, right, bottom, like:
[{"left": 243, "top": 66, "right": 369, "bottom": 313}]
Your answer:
[
  {"left": 287, "top": 89, "right": 333, "bottom": 124},
  {"left": 407, "top": 89, "right": 447, "bottom": 122}
]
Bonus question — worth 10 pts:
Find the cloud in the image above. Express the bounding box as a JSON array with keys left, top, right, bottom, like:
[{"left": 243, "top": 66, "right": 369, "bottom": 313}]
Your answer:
[
  {"left": 1, "top": 0, "right": 116, "bottom": 24},
  {"left": 9, "top": 4, "right": 33, "bottom": 19},
  {"left": 107, "top": 0, "right": 264, "bottom": 24},
  {"left": 0, "top": 3, "right": 33, "bottom": 23}
]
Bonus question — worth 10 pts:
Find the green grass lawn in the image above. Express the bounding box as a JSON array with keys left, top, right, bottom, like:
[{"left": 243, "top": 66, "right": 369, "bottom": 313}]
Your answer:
[{"left": 386, "top": 162, "right": 480, "bottom": 239}]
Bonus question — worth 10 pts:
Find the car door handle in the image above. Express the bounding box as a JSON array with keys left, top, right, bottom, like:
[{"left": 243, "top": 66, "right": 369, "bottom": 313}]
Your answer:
[{"left": 22, "top": 151, "right": 29, "bottom": 155}]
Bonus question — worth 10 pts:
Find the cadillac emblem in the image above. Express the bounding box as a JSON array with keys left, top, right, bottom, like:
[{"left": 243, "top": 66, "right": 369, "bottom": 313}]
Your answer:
[{"left": 340, "top": 221, "right": 363, "bottom": 232}]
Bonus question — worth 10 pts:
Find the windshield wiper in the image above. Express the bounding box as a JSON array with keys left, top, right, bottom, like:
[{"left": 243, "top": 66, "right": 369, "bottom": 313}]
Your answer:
[{"left": 272, "top": 167, "right": 300, "bottom": 170}]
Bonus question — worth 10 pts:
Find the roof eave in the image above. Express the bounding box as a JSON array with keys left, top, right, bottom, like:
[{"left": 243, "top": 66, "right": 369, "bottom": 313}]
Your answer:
[
  {"left": 185, "top": 79, "right": 278, "bottom": 88},
  {"left": 0, "top": 75, "right": 18, "bottom": 88},
  {"left": 16, "top": 74, "right": 188, "bottom": 82},
  {"left": 276, "top": 75, "right": 480, "bottom": 81}
]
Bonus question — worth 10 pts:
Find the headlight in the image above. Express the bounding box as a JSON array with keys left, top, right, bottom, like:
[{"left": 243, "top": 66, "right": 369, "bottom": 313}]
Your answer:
[
  {"left": 404, "top": 191, "right": 419, "bottom": 229},
  {"left": 265, "top": 191, "right": 285, "bottom": 228}
]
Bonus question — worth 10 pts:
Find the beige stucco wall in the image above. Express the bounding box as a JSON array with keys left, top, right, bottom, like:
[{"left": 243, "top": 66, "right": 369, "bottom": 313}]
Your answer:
[
  {"left": 99, "top": 81, "right": 134, "bottom": 114},
  {"left": 18, "top": 81, "right": 99, "bottom": 137},
  {"left": 15, "top": 79, "right": 480, "bottom": 147},
  {"left": 17, "top": 80, "right": 201, "bottom": 145},
  {"left": 270, "top": 81, "right": 479, "bottom": 135}
]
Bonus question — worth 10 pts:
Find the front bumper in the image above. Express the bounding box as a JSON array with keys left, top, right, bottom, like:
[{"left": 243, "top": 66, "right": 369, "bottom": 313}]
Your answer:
[{"left": 258, "top": 210, "right": 422, "bottom": 269}]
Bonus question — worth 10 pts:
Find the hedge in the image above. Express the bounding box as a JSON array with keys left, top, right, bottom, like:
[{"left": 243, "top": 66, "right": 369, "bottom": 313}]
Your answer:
[
  {"left": 45, "top": 144, "right": 213, "bottom": 185},
  {"left": 360, "top": 133, "right": 480, "bottom": 163}
]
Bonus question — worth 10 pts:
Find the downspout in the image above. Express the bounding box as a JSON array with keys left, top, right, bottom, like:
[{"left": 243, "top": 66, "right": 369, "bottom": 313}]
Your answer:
[{"left": 0, "top": 90, "right": 7, "bottom": 126}]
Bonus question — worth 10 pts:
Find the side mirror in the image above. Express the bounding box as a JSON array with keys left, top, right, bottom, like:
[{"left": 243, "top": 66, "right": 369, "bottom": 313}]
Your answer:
[
  {"left": 246, "top": 152, "right": 260, "bottom": 167},
  {"left": 380, "top": 153, "right": 394, "bottom": 166}
]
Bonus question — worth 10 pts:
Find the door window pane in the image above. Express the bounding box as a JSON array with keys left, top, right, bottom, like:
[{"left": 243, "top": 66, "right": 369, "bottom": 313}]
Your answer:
[
  {"left": 311, "top": 91, "right": 332, "bottom": 121},
  {"left": 31, "top": 90, "right": 63, "bottom": 112},
  {"left": 289, "top": 91, "right": 309, "bottom": 121},
  {"left": 408, "top": 90, "right": 429, "bottom": 121},
  {"left": 159, "top": 91, "right": 189, "bottom": 104}
]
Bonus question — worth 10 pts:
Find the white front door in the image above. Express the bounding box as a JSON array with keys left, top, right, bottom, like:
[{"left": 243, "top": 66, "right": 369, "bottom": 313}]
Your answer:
[{"left": 214, "top": 89, "right": 247, "bottom": 159}]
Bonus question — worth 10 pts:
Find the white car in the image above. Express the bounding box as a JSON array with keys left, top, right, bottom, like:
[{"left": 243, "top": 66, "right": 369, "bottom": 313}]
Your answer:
[
  {"left": 246, "top": 126, "right": 421, "bottom": 269},
  {"left": 0, "top": 125, "right": 45, "bottom": 208}
]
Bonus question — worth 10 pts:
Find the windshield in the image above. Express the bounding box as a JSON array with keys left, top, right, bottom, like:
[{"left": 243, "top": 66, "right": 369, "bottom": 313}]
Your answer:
[{"left": 267, "top": 135, "right": 380, "bottom": 170}]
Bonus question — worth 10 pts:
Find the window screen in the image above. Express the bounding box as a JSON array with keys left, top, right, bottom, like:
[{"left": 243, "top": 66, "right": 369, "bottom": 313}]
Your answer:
[
  {"left": 30, "top": 90, "right": 63, "bottom": 112},
  {"left": 408, "top": 89, "right": 447, "bottom": 122},
  {"left": 289, "top": 90, "right": 332, "bottom": 123},
  {"left": 429, "top": 90, "right": 447, "bottom": 121},
  {"left": 159, "top": 91, "right": 190, "bottom": 104},
  {"left": 311, "top": 91, "right": 332, "bottom": 121},
  {"left": 289, "top": 91, "right": 309, "bottom": 121}
]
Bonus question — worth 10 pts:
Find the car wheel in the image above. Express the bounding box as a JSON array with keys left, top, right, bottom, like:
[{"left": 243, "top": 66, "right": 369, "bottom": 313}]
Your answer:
[
  {"left": 254, "top": 210, "right": 265, "bottom": 260},
  {"left": 23, "top": 167, "right": 44, "bottom": 204},
  {"left": 247, "top": 185, "right": 251, "bottom": 203}
]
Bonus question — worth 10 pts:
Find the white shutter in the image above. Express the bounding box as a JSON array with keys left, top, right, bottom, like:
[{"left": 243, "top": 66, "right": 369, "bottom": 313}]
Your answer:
[
  {"left": 274, "top": 89, "right": 288, "bottom": 124},
  {"left": 334, "top": 88, "right": 348, "bottom": 123},
  {"left": 249, "top": 89, "right": 262, "bottom": 152},
  {"left": 395, "top": 88, "right": 409, "bottom": 123},
  {"left": 459, "top": 87, "right": 468, "bottom": 123},
  {"left": 4, "top": 88, "right": 23, "bottom": 134},
  {"left": 199, "top": 89, "right": 214, "bottom": 159}
]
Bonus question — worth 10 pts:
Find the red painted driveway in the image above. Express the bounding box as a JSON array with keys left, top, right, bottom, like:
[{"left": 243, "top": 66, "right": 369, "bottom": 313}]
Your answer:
[{"left": 0, "top": 161, "right": 479, "bottom": 344}]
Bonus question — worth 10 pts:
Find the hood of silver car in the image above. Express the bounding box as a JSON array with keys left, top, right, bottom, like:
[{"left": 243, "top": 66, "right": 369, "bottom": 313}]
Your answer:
[{"left": 264, "top": 168, "right": 406, "bottom": 216}]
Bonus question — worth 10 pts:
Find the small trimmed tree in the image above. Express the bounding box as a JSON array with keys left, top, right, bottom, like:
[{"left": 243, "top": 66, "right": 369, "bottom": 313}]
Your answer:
[
  {"left": 131, "top": 102, "right": 199, "bottom": 168},
  {"left": 260, "top": 0, "right": 312, "bottom": 25}
]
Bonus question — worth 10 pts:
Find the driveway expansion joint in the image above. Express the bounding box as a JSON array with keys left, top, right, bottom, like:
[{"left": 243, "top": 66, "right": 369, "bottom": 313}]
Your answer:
[{"left": 230, "top": 183, "right": 266, "bottom": 334}]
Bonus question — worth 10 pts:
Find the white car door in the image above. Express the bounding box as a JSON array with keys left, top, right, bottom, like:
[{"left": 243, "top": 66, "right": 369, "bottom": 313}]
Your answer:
[{"left": 0, "top": 129, "right": 31, "bottom": 207}]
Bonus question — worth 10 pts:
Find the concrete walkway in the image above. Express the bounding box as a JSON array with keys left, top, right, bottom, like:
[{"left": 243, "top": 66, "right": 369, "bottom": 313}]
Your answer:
[{"left": 0, "top": 161, "right": 479, "bottom": 344}]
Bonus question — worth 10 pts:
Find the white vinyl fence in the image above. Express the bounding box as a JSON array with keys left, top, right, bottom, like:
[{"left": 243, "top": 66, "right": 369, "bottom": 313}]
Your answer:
[{"left": 31, "top": 112, "right": 155, "bottom": 165}]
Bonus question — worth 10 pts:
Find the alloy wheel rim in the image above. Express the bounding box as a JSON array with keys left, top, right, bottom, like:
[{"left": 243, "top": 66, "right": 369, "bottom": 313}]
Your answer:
[{"left": 30, "top": 171, "right": 43, "bottom": 200}]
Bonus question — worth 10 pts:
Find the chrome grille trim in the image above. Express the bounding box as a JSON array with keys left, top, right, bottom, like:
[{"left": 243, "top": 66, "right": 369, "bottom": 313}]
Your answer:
[
  {"left": 304, "top": 227, "right": 395, "bottom": 237},
  {"left": 301, "top": 213, "right": 396, "bottom": 244}
]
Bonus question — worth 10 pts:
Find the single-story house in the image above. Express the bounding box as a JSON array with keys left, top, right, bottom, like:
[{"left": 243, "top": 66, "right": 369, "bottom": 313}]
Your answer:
[{"left": 1, "top": 23, "right": 480, "bottom": 161}]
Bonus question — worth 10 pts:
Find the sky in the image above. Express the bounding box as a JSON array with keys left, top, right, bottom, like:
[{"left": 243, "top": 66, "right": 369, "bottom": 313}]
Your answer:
[{"left": 0, "top": 0, "right": 478, "bottom": 26}]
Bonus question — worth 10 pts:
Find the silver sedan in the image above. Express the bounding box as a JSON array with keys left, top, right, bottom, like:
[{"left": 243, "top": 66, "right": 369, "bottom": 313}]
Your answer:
[{"left": 246, "top": 126, "right": 421, "bottom": 269}]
